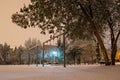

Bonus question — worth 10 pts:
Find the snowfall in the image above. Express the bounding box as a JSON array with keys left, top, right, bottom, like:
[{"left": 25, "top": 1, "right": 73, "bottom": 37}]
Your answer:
[{"left": 0, "top": 63, "right": 120, "bottom": 80}]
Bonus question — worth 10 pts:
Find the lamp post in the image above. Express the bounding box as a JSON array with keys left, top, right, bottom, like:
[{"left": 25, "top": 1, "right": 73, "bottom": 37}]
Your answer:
[
  {"left": 42, "top": 32, "right": 66, "bottom": 67},
  {"left": 36, "top": 46, "right": 38, "bottom": 67},
  {"left": 42, "top": 43, "right": 45, "bottom": 67},
  {"left": 52, "top": 51, "right": 57, "bottom": 63},
  {"left": 63, "top": 33, "right": 66, "bottom": 67}
]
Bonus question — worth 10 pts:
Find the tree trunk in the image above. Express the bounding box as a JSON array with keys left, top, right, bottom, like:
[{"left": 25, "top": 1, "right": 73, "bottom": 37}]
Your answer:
[
  {"left": 93, "top": 31, "right": 110, "bottom": 65},
  {"left": 108, "top": 17, "right": 120, "bottom": 65},
  {"left": 111, "top": 44, "right": 117, "bottom": 65},
  {"left": 28, "top": 52, "right": 30, "bottom": 65},
  {"left": 79, "top": 54, "right": 81, "bottom": 64},
  {"left": 19, "top": 52, "right": 21, "bottom": 64},
  {"left": 110, "top": 30, "right": 119, "bottom": 65},
  {"left": 3, "top": 53, "right": 7, "bottom": 64},
  {"left": 0, "top": 53, "right": 4, "bottom": 62},
  {"left": 110, "top": 30, "right": 116, "bottom": 65},
  {"left": 73, "top": 53, "right": 76, "bottom": 65}
]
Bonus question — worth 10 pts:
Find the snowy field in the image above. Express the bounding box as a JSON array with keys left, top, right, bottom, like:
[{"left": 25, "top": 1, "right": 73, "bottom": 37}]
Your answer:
[{"left": 0, "top": 64, "right": 120, "bottom": 80}]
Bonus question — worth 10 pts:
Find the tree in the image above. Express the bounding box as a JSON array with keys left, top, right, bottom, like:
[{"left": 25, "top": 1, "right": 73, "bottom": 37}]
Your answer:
[
  {"left": 13, "top": 47, "right": 20, "bottom": 64},
  {"left": 0, "top": 44, "right": 4, "bottom": 63},
  {"left": 7, "top": 48, "right": 14, "bottom": 64},
  {"left": 24, "top": 38, "right": 42, "bottom": 64},
  {"left": 78, "top": 0, "right": 120, "bottom": 65},
  {"left": 17, "top": 45, "right": 25, "bottom": 64},
  {"left": 67, "top": 39, "right": 96, "bottom": 64},
  {"left": 0, "top": 43, "right": 10, "bottom": 64},
  {"left": 11, "top": 0, "right": 120, "bottom": 65},
  {"left": 100, "top": 0, "right": 120, "bottom": 65},
  {"left": 68, "top": 47, "right": 82, "bottom": 64}
]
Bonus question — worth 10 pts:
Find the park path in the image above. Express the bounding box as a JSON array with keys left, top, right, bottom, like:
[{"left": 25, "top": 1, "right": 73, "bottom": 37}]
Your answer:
[{"left": 0, "top": 64, "right": 120, "bottom": 80}]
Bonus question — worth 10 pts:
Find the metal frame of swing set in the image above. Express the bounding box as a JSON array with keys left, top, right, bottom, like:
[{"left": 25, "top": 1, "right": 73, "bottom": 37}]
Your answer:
[{"left": 29, "top": 32, "right": 66, "bottom": 67}]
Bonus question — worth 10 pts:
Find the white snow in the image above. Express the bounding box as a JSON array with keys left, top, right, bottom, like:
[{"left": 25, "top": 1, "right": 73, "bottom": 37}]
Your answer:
[{"left": 0, "top": 64, "right": 120, "bottom": 80}]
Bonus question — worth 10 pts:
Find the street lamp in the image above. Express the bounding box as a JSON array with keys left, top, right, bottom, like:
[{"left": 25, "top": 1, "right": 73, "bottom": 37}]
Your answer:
[{"left": 52, "top": 51, "right": 57, "bottom": 63}]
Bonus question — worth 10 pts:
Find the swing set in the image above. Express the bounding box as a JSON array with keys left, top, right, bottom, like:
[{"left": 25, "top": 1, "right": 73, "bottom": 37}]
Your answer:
[{"left": 29, "top": 32, "right": 66, "bottom": 67}]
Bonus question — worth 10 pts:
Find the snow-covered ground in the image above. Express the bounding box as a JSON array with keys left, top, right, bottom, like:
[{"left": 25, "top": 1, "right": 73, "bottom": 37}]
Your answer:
[{"left": 0, "top": 64, "right": 120, "bottom": 80}]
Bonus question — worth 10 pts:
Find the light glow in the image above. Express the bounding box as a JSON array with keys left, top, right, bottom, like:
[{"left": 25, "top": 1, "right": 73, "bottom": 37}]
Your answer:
[{"left": 52, "top": 51, "right": 57, "bottom": 56}]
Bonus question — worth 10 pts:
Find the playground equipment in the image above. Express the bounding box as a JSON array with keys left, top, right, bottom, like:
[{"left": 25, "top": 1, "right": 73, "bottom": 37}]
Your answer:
[
  {"left": 43, "top": 32, "right": 66, "bottom": 67},
  {"left": 29, "top": 32, "right": 66, "bottom": 67}
]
